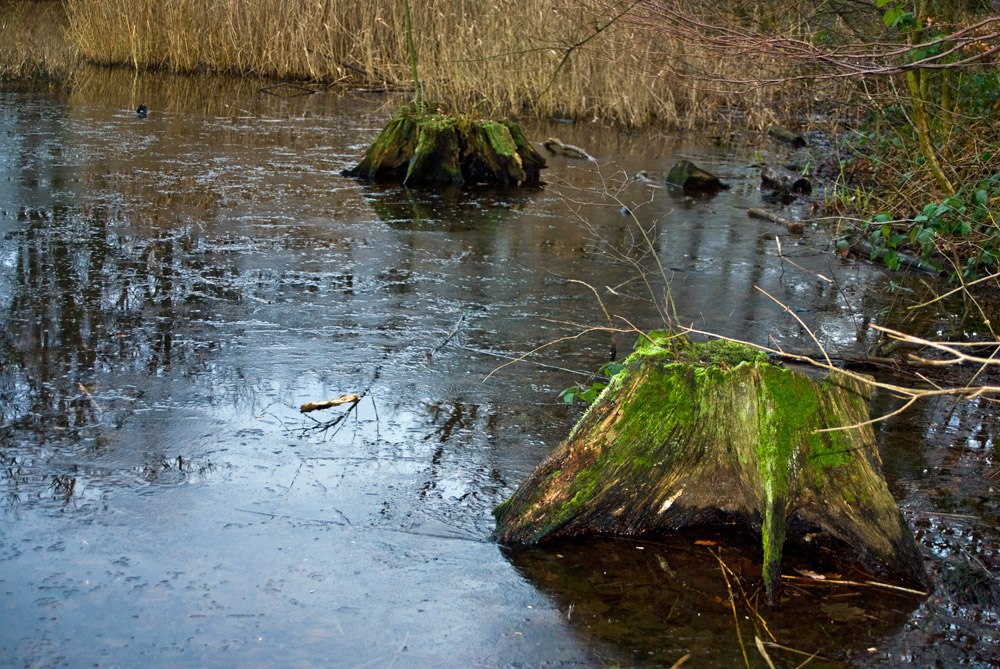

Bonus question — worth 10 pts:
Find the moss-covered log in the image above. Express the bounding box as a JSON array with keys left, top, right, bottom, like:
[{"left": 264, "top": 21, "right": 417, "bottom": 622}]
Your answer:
[
  {"left": 494, "top": 334, "right": 927, "bottom": 601},
  {"left": 665, "top": 159, "right": 728, "bottom": 193},
  {"left": 342, "top": 104, "right": 546, "bottom": 187},
  {"left": 767, "top": 123, "right": 807, "bottom": 148}
]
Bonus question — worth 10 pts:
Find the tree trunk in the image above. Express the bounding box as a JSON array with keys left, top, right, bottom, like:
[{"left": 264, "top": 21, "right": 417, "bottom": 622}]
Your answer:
[
  {"left": 494, "top": 334, "right": 927, "bottom": 602},
  {"left": 342, "top": 104, "right": 546, "bottom": 187}
]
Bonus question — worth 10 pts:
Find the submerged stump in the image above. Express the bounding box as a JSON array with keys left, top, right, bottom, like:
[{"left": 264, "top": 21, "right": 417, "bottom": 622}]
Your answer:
[
  {"left": 665, "top": 159, "right": 729, "bottom": 194},
  {"left": 494, "top": 334, "right": 926, "bottom": 601},
  {"left": 342, "top": 104, "right": 546, "bottom": 187}
]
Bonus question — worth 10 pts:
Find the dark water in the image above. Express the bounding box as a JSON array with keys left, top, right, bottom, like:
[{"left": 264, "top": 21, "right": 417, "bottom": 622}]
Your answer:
[{"left": 1, "top": 69, "right": 997, "bottom": 667}]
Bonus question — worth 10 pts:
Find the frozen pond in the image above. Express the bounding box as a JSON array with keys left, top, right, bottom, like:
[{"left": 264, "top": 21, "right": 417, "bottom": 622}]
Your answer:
[{"left": 1, "top": 69, "right": 997, "bottom": 667}]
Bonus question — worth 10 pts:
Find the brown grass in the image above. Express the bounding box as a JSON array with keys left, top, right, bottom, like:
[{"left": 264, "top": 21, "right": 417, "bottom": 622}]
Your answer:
[
  {"left": 63, "top": 0, "right": 794, "bottom": 128},
  {"left": 0, "top": 0, "right": 73, "bottom": 81}
]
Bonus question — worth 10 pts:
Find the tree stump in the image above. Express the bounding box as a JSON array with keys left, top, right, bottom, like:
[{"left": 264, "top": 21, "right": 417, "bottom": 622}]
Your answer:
[
  {"left": 665, "top": 159, "right": 729, "bottom": 194},
  {"left": 494, "top": 333, "right": 927, "bottom": 602},
  {"left": 342, "top": 104, "right": 546, "bottom": 187}
]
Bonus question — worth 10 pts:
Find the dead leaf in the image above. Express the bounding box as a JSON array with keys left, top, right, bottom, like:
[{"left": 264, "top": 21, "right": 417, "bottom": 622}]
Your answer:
[
  {"left": 694, "top": 540, "right": 718, "bottom": 546},
  {"left": 821, "top": 601, "right": 866, "bottom": 623},
  {"left": 796, "top": 569, "right": 826, "bottom": 580}
]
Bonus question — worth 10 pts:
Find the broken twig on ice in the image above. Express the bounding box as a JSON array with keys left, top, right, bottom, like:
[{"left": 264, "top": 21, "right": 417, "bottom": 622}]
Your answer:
[
  {"left": 300, "top": 393, "right": 360, "bottom": 413},
  {"left": 748, "top": 208, "right": 804, "bottom": 234}
]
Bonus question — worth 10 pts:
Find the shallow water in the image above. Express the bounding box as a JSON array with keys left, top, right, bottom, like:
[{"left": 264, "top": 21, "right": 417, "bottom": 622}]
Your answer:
[{"left": 1, "top": 69, "right": 997, "bottom": 667}]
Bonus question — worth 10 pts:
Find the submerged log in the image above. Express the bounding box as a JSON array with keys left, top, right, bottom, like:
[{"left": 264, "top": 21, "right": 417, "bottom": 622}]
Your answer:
[
  {"left": 666, "top": 159, "right": 729, "bottom": 194},
  {"left": 761, "top": 163, "right": 812, "bottom": 199},
  {"left": 748, "top": 207, "right": 804, "bottom": 234},
  {"left": 494, "top": 333, "right": 926, "bottom": 602},
  {"left": 342, "top": 104, "right": 547, "bottom": 186},
  {"left": 542, "top": 137, "right": 593, "bottom": 160},
  {"left": 767, "top": 124, "right": 807, "bottom": 148}
]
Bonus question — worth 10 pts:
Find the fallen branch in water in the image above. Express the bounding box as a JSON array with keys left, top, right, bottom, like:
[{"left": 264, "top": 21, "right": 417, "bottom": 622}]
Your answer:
[
  {"left": 542, "top": 137, "right": 594, "bottom": 160},
  {"left": 300, "top": 393, "right": 360, "bottom": 413},
  {"left": 426, "top": 311, "right": 469, "bottom": 359},
  {"left": 259, "top": 82, "right": 318, "bottom": 97},
  {"left": 748, "top": 208, "right": 803, "bottom": 234},
  {"left": 780, "top": 573, "right": 927, "bottom": 596}
]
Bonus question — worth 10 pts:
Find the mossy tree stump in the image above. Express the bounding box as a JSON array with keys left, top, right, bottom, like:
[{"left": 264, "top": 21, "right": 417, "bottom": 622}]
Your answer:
[
  {"left": 494, "top": 333, "right": 926, "bottom": 602},
  {"left": 342, "top": 104, "right": 546, "bottom": 187},
  {"left": 665, "top": 159, "right": 729, "bottom": 193}
]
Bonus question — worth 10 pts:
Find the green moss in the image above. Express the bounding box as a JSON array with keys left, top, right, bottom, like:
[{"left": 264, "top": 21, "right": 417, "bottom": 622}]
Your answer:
[
  {"left": 689, "top": 338, "right": 770, "bottom": 366},
  {"left": 631, "top": 330, "right": 767, "bottom": 368},
  {"left": 632, "top": 329, "right": 685, "bottom": 356},
  {"left": 494, "top": 342, "right": 921, "bottom": 592},
  {"left": 532, "top": 459, "right": 607, "bottom": 539},
  {"left": 345, "top": 104, "right": 545, "bottom": 186},
  {"left": 482, "top": 121, "right": 517, "bottom": 157}
]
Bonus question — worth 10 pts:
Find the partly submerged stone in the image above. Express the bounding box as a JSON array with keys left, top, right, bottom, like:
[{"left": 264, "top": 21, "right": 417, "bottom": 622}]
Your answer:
[{"left": 494, "top": 332, "right": 926, "bottom": 601}]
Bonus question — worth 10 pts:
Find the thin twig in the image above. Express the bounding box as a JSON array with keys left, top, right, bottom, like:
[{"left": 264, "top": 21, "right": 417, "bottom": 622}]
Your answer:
[
  {"left": 755, "top": 636, "right": 777, "bottom": 669},
  {"left": 428, "top": 311, "right": 469, "bottom": 358},
  {"left": 713, "top": 549, "right": 750, "bottom": 669},
  {"left": 780, "top": 574, "right": 927, "bottom": 596},
  {"left": 763, "top": 641, "right": 840, "bottom": 665},
  {"left": 906, "top": 270, "right": 1000, "bottom": 311},
  {"left": 78, "top": 382, "right": 102, "bottom": 413},
  {"left": 756, "top": 285, "right": 832, "bottom": 367}
]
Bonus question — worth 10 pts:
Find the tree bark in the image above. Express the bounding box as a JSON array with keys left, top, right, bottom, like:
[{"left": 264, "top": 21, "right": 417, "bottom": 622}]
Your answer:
[
  {"left": 343, "top": 105, "right": 546, "bottom": 187},
  {"left": 494, "top": 334, "right": 927, "bottom": 602},
  {"left": 665, "top": 160, "right": 728, "bottom": 193},
  {"left": 767, "top": 124, "right": 807, "bottom": 148}
]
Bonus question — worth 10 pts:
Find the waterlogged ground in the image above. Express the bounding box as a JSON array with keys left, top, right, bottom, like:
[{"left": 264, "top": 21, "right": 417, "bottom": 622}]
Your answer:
[{"left": 1, "top": 69, "right": 997, "bottom": 667}]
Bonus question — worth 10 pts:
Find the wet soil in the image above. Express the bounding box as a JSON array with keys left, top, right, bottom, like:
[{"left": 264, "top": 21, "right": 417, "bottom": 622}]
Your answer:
[{"left": 1, "top": 67, "right": 997, "bottom": 667}]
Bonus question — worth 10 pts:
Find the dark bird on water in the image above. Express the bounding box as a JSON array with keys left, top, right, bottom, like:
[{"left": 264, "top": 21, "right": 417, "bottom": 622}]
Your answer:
[{"left": 136, "top": 104, "right": 148, "bottom": 118}]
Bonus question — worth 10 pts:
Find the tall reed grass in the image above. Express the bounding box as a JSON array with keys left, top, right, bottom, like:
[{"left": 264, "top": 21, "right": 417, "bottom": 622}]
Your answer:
[
  {"left": 0, "top": 0, "right": 72, "bottom": 81},
  {"left": 64, "top": 0, "right": 787, "bottom": 128}
]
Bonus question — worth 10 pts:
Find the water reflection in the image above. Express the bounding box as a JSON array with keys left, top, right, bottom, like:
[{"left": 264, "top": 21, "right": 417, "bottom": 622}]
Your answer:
[
  {"left": 512, "top": 533, "right": 920, "bottom": 667},
  {"left": 360, "top": 182, "right": 533, "bottom": 229}
]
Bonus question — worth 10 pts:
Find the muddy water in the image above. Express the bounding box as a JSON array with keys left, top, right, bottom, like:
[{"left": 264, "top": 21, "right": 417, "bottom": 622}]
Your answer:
[{"left": 1, "top": 69, "right": 997, "bottom": 668}]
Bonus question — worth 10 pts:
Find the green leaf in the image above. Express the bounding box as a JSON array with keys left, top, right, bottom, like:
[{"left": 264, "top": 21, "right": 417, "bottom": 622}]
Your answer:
[
  {"left": 557, "top": 387, "right": 577, "bottom": 403},
  {"left": 601, "top": 361, "right": 625, "bottom": 377},
  {"left": 884, "top": 249, "right": 900, "bottom": 270},
  {"left": 883, "top": 7, "right": 905, "bottom": 29},
  {"left": 975, "top": 190, "right": 989, "bottom": 206}
]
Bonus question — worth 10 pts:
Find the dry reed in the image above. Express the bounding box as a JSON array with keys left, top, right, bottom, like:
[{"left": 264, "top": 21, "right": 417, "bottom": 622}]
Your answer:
[
  {"left": 0, "top": 0, "right": 73, "bottom": 81},
  {"left": 63, "top": 0, "right": 801, "bottom": 128}
]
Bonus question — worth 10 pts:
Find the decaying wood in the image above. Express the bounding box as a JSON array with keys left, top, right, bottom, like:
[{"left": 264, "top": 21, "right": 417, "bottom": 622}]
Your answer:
[
  {"left": 748, "top": 208, "right": 804, "bottom": 234},
  {"left": 494, "top": 334, "right": 927, "bottom": 602},
  {"left": 761, "top": 164, "right": 812, "bottom": 199},
  {"left": 542, "top": 137, "right": 593, "bottom": 160},
  {"left": 846, "top": 235, "right": 941, "bottom": 275},
  {"left": 342, "top": 104, "right": 546, "bottom": 186},
  {"left": 300, "top": 393, "right": 360, "bottom": 413},
  {"left": 666, "top": 159, "right": 729, "bottom": 193},
  {"left": 767, "top": 124, "right": 807, "bottom": 148}
]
